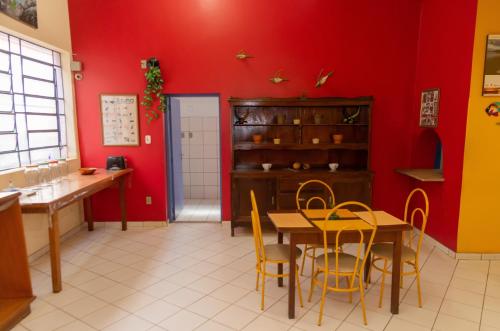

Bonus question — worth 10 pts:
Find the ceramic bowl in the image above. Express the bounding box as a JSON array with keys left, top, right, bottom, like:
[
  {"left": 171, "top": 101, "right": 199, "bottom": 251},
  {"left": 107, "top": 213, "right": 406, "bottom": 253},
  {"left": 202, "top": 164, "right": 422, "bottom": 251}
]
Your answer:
[
  {"left": 79, "top": 167, "right": 97, "bottom": 175},
  {"left": 262, "top": 163, "right": 272, "bottom": 171},
  {"left": 328, "top": 163, "right": 339, "bottom": 172}
]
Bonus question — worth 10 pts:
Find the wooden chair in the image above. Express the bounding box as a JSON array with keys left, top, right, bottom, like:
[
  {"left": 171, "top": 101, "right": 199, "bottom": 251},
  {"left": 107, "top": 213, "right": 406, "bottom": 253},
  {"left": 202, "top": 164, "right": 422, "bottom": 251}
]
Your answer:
[
  {"left": 250, "top": 190, "right": 304, "bottom": 310},
  {"left": 296, "top": 180, "right": 335, "bottom": 277},
  {"left": 368, "top": 188, "right": 429, "bottom": 308},
  {"left": 308, "top": 201, "right": 377, "bottom": 326}
]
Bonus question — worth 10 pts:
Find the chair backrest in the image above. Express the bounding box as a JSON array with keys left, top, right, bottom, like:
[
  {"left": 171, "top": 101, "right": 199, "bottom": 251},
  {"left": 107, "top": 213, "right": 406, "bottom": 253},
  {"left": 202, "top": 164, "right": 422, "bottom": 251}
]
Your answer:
[
  {"left": 403, "top": 188, "right": 429, "bottom": 259},
  {"left": 322, "top": 201, "right": 377, "bottom": 287},
  {"left": 250, "top": 190, "right": 266, "bottom": 261},
  {"left": 296, "top": 179, "right": 335, "bottom": 210}
]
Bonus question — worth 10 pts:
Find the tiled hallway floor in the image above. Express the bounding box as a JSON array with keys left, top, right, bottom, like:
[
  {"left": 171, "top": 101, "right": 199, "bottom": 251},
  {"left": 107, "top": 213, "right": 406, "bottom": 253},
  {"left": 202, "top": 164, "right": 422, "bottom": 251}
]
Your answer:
[
  {"left": 176, "top": 199, "right": 221, "bottom": 222},
  {"left": 15, "top": 222, "right": 500, "bottom": 331}
]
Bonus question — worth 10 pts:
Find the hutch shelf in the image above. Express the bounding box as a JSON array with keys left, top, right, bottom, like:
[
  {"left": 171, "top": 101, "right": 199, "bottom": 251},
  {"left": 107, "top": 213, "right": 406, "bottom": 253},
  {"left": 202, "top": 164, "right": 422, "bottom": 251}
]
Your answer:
[{"left": 230, "top": 97, "right": 374, "bottom": 236}]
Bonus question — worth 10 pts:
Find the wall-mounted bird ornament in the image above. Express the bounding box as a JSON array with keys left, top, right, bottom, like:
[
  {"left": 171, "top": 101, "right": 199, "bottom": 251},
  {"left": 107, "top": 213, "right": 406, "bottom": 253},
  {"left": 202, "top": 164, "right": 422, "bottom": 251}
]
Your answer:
[
  {"left": 235, "top": 50, "right": 254, "bottom": 60},
  {"left": 270, "top": 70, "right": 288, "bottom": 84},
  {"left": 315, "top": 69, "right": 333, "bottom": 88}
]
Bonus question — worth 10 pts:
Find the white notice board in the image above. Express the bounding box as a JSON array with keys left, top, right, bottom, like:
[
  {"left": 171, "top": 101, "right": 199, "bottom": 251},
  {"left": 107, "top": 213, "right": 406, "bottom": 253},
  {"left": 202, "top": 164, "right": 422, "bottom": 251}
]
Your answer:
[{"left": 100, "top": 94, "right": 140, "bottom": 146}]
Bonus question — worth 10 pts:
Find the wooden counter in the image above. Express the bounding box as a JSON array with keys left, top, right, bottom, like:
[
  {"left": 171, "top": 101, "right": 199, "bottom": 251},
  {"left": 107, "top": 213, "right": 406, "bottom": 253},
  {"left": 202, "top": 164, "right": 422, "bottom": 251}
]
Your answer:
[{"left": 0, "top": 192, "right": 35, "bottom": 330}]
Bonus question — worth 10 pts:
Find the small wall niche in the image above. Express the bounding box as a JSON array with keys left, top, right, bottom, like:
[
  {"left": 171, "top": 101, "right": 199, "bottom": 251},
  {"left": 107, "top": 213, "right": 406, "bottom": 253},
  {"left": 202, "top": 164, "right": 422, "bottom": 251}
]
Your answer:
[{"left": 396, "top": 129, "right": 444, "bottom": 182}]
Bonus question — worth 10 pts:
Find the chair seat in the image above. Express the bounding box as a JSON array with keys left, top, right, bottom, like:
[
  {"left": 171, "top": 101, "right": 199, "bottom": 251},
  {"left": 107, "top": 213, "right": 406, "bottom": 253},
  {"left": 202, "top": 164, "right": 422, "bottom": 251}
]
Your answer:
[
  {"left": 264, "top": 244, "right": 302, "bottom": 262},
  {"left": 315, "top": 253, "right": 359, "bottom": 273},
  {"left": 306, "top": 243, "right": 335, "bottom": 249},
  {"left": 371, "top": 243, "right": 416, "bottom": 261}
]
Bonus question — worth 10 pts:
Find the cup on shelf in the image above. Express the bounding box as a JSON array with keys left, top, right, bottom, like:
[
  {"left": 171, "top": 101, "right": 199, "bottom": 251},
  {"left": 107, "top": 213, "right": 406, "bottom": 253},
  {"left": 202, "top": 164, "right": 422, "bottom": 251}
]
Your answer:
[
  {"left": 312, "top": 138, "right": 320, "bottom": 144},
  {"left": 273, "top": 138, "right": 281, "bottom": 144},
  {"left": 262, "top": 163, "right": 272, "bottom": 171},
  {"left": 328, "top": 163, "right": 339, "bottom": 172},
  {"left": 332, "top": 134, "right": 344, "bottom": 144},
  {"left": 293, "top": 118, "right": 301, "bottom": 125}
]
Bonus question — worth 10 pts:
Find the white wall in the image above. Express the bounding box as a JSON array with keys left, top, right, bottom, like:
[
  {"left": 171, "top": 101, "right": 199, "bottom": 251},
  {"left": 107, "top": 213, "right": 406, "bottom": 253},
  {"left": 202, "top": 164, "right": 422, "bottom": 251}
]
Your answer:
[
  {"left": 0, "top": 0, "right": 83, "bottom": 255},
  {"left": 175, "top": 97, "right": 220, "bottom": 200}
]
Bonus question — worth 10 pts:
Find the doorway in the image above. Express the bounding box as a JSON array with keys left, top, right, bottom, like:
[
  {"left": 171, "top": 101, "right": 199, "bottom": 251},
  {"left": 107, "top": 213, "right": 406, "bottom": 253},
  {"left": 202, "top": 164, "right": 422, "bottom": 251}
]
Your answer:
[{"left": 165, "top": 95, "right": 221, "bottom": 222}]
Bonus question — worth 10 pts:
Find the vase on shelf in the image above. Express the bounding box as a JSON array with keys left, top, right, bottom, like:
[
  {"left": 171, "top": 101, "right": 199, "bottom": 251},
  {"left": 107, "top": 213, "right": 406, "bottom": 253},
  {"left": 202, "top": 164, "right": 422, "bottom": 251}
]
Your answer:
[{"left": 252, "top": 134, "right": 263, "bottom": 144}]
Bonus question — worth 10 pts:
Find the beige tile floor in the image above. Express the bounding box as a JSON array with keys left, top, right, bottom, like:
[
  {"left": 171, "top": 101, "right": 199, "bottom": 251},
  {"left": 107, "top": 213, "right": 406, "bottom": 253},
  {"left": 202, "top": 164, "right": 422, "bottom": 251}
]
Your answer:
[
  {"left": 14, "top": 222, "right": 500, "bottom": 331},
  {"left": 176, "top": 199, "right": 221, "bottom": 222}
]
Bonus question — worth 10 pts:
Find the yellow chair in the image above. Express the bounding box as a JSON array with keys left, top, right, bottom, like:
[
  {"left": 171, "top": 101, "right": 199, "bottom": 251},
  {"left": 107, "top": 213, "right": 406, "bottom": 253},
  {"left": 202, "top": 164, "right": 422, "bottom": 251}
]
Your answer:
[
  {"left": 296, "top": 180, "right": 336, "bottom": 277},
  {"left": 250, "top": 190, "right": 304, "bottom": 310},
  {"left": 309, "top": 201, "right": 377, "bottom": 326},
  {"left": 368, "top": 188, "right": 429, "bottom": 308}
]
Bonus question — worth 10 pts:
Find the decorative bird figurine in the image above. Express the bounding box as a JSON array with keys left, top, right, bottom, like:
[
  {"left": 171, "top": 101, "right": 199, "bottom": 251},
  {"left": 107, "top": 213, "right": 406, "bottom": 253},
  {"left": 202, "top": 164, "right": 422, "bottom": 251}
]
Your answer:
[
  {"left": 235, "top": 50, "right": 254, "bottom": 60},
  {"left": 315, "top": 69, "right": 333, "bottom": 88},
  {"left": 270, "top": 70, "right": 288, "bottom": 84}
]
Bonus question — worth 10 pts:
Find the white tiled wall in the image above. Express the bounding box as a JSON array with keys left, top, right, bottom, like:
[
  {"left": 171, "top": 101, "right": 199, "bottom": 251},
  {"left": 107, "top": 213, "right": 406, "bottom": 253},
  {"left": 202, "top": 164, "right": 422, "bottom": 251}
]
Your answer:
[{"left": 181, "top": 115, "right": 220, "bottom": 199}]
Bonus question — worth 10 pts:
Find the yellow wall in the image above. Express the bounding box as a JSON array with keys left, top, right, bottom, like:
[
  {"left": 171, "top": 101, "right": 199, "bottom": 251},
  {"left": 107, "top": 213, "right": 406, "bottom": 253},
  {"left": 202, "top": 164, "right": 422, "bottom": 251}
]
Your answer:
[
  {"left": 0, "top": 0, "right": 83, "bottom": 255},
  {"left": 458, "top": 0, "right": 500, "bottom": 252}
]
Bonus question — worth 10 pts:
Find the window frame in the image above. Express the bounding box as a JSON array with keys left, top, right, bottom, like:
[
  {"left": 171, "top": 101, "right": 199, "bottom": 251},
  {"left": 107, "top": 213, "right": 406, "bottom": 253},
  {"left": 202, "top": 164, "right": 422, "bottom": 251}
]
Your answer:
[{"left": 0, "top": 31, "right": 67, "bottom": 171}]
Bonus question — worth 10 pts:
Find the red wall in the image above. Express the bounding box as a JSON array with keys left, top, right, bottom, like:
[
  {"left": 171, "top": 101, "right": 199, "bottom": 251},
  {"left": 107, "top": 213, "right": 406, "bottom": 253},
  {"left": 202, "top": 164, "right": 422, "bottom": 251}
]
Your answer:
[
  {"left": 68, "top": 0, "right": 423, "bottom": 222},
  {"left": 409, "top": 0, "right": 477, "bottom": 250}
]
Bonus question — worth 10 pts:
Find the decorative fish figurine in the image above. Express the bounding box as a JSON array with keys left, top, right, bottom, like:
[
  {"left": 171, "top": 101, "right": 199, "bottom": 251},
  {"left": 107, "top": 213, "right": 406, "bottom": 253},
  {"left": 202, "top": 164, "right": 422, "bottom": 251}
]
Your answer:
[
  {"left": 315, "top": 69, "right": 333, "bottom": 88},
  {"left": 270, "top": 70, "right": 288, "bottom": 84},
  {"left": 236, "top": 50, "right": 254, "bottom": 60}
]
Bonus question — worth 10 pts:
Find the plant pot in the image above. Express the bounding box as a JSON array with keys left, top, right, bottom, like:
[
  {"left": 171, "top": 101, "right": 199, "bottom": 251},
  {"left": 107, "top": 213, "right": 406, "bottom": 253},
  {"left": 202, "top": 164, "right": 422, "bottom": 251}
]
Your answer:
[
  {"left": 273, "top": 138, "right": 281, "bottom": 144},
  {"left": 293, "top": 118, "right": 301, "bottom": 125},
  {"left": 332, "top": 134, "right": 343, "bottom": 144},
  {"left": 252, "top": 134, "right": 263, "bottom": 144}
]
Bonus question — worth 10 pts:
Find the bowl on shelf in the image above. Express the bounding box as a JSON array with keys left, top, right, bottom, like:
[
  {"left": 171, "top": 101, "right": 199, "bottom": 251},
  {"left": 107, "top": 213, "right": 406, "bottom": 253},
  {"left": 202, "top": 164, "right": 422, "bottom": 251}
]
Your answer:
[
  {"left": 252, "top": 134, "right": 263, "bottom": 144},
  {"left": 262, "top": 163, "right": 272, "bottom": 171},
  {"left": 328, "top": 163, "right": 339, "bottom": 172},
  {"left": 79, "top": 167, "right": 97, "bottom": 175}
]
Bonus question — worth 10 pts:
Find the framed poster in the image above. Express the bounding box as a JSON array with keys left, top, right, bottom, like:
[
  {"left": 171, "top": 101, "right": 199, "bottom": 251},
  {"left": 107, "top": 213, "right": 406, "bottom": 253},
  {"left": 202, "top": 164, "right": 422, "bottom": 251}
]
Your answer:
[
  {"left": 100, "top": 94, "right": 140, "bottom": 146},
  {"left": 0, "top": 0, "right": 38, "bottom": 28},
  {"left": 419, "top": 88, "right": 440, "bottom": 128},
  {"left": 483, "top": 35, "right": 500, "bottom": 96}
]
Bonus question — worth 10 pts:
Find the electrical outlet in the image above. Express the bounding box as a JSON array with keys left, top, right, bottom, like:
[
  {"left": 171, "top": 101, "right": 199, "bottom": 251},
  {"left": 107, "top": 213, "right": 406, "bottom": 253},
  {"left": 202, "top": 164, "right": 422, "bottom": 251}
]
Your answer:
[
  {"left": 146, "top": 196, "right": 152, "bottom": 205},
  {"left": 145, "top": 135, "right": 151, "bottom": 144},
  {"left": 140, "top": 59, "right": 147, "bottom": 69}
]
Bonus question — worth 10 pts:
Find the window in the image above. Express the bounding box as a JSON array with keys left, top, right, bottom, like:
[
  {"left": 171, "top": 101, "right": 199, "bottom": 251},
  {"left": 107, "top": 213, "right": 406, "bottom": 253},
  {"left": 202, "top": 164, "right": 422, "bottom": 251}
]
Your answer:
[{"left": 0, "top": 31, "right": 67, "bottom": 171}]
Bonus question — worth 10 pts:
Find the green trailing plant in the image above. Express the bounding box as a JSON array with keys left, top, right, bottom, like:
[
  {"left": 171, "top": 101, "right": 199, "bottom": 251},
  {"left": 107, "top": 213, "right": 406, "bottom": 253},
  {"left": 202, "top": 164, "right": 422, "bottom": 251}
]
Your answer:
[{"left": 141, "top": 57, "right": 166, "bottom": 124}]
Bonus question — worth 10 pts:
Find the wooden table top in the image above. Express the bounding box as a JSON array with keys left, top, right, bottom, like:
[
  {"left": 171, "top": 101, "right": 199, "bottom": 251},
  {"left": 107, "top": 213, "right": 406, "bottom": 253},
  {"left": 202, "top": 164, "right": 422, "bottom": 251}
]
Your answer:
[
  {"left": 0, "top": 192, "right": 21, "bottom": 205},
  {"left": 301, "top": 208, "right": 357, "bottom": 220},
  {"left": 19, "top": 168, "right": 132, "bottom": 213},
  {"left": 268, "top": 210, "right": 410, "bottom": 233}
]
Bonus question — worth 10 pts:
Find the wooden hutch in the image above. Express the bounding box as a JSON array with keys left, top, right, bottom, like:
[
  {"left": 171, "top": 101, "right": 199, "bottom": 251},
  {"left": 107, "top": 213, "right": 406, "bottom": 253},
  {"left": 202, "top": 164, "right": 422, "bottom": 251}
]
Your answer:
[{"left": 230, "top": 97, "right": 374, "bottom": 236}]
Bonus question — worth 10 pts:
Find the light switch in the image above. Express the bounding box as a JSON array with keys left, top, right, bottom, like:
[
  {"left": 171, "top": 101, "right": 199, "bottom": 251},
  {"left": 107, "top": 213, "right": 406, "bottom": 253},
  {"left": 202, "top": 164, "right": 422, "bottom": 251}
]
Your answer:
[{"left": 145, "top": 135, "right": 151, "bottom": 144}]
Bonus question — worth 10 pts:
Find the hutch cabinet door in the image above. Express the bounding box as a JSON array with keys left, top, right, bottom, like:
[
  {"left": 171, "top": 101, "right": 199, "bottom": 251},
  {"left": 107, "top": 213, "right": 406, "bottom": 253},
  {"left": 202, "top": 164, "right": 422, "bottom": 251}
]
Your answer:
[
  {"left": 330, "top": 175, "right": 372, "bottom": 206},
  {"left": 232, "top": 178, "right": 276, "bottom": 218}
]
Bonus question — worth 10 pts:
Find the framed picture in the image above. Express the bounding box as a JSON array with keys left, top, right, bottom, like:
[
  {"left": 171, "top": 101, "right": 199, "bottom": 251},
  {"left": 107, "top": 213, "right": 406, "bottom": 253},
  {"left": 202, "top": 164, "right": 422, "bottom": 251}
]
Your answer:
[
  {"left": 100, "top": 94, "right": 140, "bottom": 146},
  {"left": 483, "top": 35, "right": 500, "bottom": 96},
  {"left": 0, "top": 0, "right": 38, "bottom": 28},
  {"left": 419, "top": 88, "right": 440, "bottom": 128}
]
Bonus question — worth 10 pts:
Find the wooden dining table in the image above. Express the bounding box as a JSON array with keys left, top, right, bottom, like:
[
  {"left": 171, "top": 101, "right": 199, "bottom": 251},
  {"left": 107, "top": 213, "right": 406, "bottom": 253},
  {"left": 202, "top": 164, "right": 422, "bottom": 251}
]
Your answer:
[
  {"left": 20, "top": 168, "right": 132, "bottom": 293},
  {"left": 267, "top": 209, "right": 411, "bottom": 319}
]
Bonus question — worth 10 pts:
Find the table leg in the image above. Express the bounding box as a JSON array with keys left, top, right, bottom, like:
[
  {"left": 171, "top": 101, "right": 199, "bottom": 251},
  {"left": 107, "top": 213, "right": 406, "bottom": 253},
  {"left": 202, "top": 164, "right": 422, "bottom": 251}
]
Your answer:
[
  {"left": 278, "top": 231, "right": 283, "bottom": 287},
  {"left": 391, "top": 231, "right": 402, "bottom": 314},
  {"left": 48, "top": 212, "right": 62, "bottom": 293},
  {"left": 84, "top": 197, "right": 93, "bottom": 231},
  {"left": 288, "top": 234, "right": 297, "bottom": 319},
  {"left": 119, "top": 177, "right": 127, "bottom": 231},
  {"left": 364, "top": 250, "right": 371, "bottom": 282}
]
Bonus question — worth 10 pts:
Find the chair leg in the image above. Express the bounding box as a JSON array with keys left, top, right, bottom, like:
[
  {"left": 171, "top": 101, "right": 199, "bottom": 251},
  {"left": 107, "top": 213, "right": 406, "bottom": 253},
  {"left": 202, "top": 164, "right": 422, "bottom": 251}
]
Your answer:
[
  {"left": 256, "top": 263, "right": 260, "bottom": 291},
  {"left": 359, "top": 277, "right": 368, "bottom": 325},
  {"left": 400, "top": 262, "right": 404, "bottom": 289},
  {"left": 366, "top": 257, "right": 374, "bottom": 289},
  {"left": 296, "top": 266, "right": 304, "bottom": 307},
  {"left": 415, "top": 265, "right": 423, "bottom": 308},
  {"left": 308, "top": 269, "right": 317, "bottom": 302},
  {"left": 260, "top": 264, "right": 266, "bottom": 310},
  {"left": 310, "top": 248, "right": 316, "bottom": 278},
  {"left": 317, "top": 276, "right": 328, "bottom": 326},
  {"left": 378, "top": 258, "right": 388, "bottom": 308},
  {"left": 300, "top": 244, "right": 308, "bottom": 276},
  {"left": 346, "top": 276, "right": 353, "bottom": 303}
]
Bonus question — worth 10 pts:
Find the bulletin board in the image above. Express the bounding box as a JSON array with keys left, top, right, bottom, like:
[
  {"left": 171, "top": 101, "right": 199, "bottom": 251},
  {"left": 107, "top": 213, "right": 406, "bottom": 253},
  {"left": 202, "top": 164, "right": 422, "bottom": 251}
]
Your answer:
[{"left": 100, "top": 94, "right": 140, "bottom": 146}]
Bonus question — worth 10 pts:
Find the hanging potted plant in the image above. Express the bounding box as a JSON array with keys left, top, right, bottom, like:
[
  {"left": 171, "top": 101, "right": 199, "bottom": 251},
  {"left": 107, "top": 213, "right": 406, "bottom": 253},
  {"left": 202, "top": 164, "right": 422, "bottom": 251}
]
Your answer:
[{"left": 141, "top": 57, "right": 167, "bottom": 124}]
